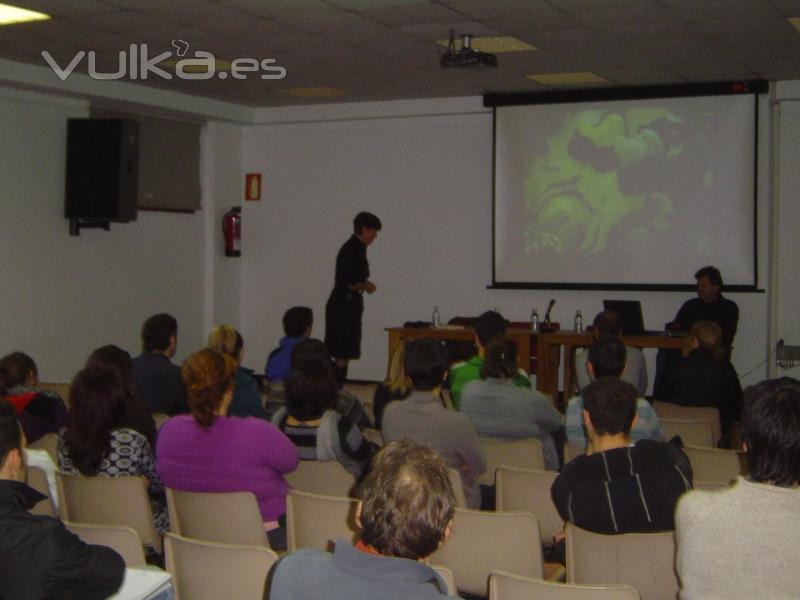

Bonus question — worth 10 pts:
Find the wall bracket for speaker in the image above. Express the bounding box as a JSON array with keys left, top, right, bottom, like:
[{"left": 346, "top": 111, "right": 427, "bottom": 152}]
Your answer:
[{"left": 69, "top": 218, "right": 111, "bottom": 236}]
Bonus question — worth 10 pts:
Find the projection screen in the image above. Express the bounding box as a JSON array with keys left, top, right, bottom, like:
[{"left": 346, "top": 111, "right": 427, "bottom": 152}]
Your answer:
[{"left": 491, "top": 87, "right": 760, "bottom": 290}]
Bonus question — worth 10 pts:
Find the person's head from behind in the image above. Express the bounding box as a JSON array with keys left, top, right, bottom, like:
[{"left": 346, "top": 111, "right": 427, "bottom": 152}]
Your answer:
[
  {"left": 480, "top": 337, "right": 518, "bottom": 380},
  {"left": 742, "top": 377, "right": 800, "bottom": 487},
  {"left": 586, "top": 335, "right": 627, "bottom": 379},
  {"left": 286, "top": 341, "right": 338, "bottom": 422},
  {"left": 353, "top": 211, "right": 382, "bottom": 245},
  {"left": 141, "top": 313, "right": 178, "bottom": 357},
  {"left": 0, "top": 400, "right": 24, "bottom": 483},
  {"left": 474, "top": 310, "right": 507, "bottom": 350},
  {"left": 282, "top": 306, "right": 313, "bottom": 338},
  {"left": 64, "top": 364, "right": 131, "bottom": 475},
  {"left": 181, "top": 348, "right": 236, "bottom": 430},
  {"left": 592, "top": 310, "right": 623, "bottom": 337},
  {"left": 207, "top": 324, "right": 244, "bottom": 364},
  {"left": 86, "top": 345, "right": 132, "bottom": 384},
  {"left": 582, "top": 377, "right": 638, "bottom": 442},
  {"left": 695, "top": 265, "right": 723, "bottom": 303},
  {"left": 688, "top": 320, "right": 724, "bottom": 361},
  {"left": 0, "top": 352, "right": 38, "bottom": 388},
  {"left": 358, "top": 439, "right": 455, "bottom": 560},
  {"left": 404, "top": 339, "right": 448, "bottom": 392},
  {"left": 385, "top": 342, "right": 410, "bottom": 395}
]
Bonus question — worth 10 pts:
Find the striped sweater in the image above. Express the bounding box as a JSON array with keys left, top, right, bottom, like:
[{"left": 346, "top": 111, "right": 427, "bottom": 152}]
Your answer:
[{"left": 551, "top": 439, "right": 693, "bottom": 534}]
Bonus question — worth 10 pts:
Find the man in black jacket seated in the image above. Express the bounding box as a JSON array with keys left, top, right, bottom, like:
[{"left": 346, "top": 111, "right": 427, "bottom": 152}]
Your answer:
[
  {"left": 0, "top": 400, "right": 125, "bottom": 599},
  {"left": 551, "top": 377, "right": 693, "bottom": 536}
]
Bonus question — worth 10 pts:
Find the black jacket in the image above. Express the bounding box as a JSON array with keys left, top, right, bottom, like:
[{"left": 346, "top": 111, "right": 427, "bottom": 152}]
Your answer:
[
  {"left": 0, "top": 480, "right": 125, "bottom": 600},
  {"left": 131, "top": 351, "right": 188, "bottom": 415},
  {"left": 551, "top": 439, "right": 693, "bottom": 535}
]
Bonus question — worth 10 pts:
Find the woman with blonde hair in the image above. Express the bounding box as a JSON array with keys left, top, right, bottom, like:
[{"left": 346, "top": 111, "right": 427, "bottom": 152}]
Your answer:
[
  {"left": 371, "top": 342, "right": 413, "bottom": 429},
  {"left": 672, "top": 320, "right": 743, "bottom": 446},
  {"left": 207, "top": 324, "right": 266, "bottom": 419},
  {"left": 157, "top": 348, "right": 298, "bottom": 550}
]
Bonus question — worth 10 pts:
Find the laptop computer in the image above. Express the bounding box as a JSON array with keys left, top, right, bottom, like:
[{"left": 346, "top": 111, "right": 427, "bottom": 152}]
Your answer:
[{"left": 602, "top": 300, "right": 662, "bottom": 336}]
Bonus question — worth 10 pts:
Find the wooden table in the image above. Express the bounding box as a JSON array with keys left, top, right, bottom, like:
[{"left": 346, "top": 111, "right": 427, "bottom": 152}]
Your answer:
[
  {"left": 536, "top": 330, "right": 686, "bottom": 407},
  {"left": 386, "top": 326, "right": 533, "bottom": 371}
]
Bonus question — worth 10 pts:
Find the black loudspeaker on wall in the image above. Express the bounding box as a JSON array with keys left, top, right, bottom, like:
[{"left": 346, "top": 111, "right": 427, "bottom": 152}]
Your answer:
[{"left": 65, "top": 118, "right": 139, "bottom": 235}]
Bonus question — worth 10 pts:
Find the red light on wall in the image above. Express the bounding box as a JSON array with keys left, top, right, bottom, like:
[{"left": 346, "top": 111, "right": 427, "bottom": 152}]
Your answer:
[{"left": 245, "top": 173, "right": 261, "bottom": 201}]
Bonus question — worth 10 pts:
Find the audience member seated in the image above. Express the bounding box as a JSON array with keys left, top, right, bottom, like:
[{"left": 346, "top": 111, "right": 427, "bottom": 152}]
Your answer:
[
  {"left": 157, "top": 348, "right": 298, "bottom": 551},
  {"left": 676, "top": 377, "right": 800, "bottom": 599},
  {"left": 448, "top": 310, "right": 531, "bottom": 409},
  {"left": 86, "top": 344, "right": 156, "bottom": 447},
  {"left": 131, "top": 313, "right": 187, "bottom": 415},
  {"left": 265, "top": 306, "right": 313, "bottom": 383},
  {"left": 0, "top": 351, "right": 68, "bottom": 444},
  {"left": 460, "top": 337, "right": 562, "bottom": 470},
  {"left": 0, "top": 400, "right": 125, "bottom": 599},
  {"left": 57, "top": 364, "right": 169, "bottom": 534},
  {"left": 566, "top": 336, "right": 664, "bottom": 449},
  {"left": 372, "top": 342, "right": 413, "bottom": 430},
  {"left": 575, "top": 310, "right": 648, "bottom": 396},
  {"left": 272, "top": 340, "right": 373, "bottom": 477},
  {"left": 666, "top": 320, "right": 743, "bottom": 447},
  {"left": 552, "top": 377, "right": 692, "bottom": 537},
  {"left": 266, "top": 439, "right": 458, "bottom": 600},
  {"left": 383, "top": 339, "right": 486, "bottom": 508},
  {"left": 207, "top": 324, "right": 267, "bottom": 420}
]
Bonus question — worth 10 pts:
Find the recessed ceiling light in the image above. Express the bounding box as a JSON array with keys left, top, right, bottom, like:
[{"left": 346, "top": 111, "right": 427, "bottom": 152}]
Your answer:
[
  {"left": 526, "top": 72, "right": 608, "bottom": 86},
  {"left": 278, "top": 86, "right": 347, "bottom": 98},
  {"left": 437, "top": 36, "right": 536, "bottom": 53},
  {"left": 0, "top": 2, "right": 49, "bottom": 25},
  {"left": 789, "top": 17, "right": 800, "bottom": 33}
]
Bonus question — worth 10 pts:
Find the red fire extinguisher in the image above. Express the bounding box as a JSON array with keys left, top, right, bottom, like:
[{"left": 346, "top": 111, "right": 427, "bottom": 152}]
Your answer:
[{"left": 222, "top": 207, "right": 241, "bottom": 257}]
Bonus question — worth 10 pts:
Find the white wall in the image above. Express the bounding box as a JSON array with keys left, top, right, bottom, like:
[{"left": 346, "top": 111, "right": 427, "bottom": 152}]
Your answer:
[
  {"left": 0, "top": 88, "right": 241, "bottom": 382},
  {"left": 241, "top": 97, "right": 773, "bottom": 387}
]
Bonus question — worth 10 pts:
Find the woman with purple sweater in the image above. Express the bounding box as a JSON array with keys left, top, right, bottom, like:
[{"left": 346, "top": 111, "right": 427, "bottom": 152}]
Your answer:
[{"left": 157, "top": 348, "right": 298, "bottom": 550}]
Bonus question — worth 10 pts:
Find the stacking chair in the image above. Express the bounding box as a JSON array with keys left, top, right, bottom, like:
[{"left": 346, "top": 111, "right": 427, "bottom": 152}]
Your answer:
[
  {"left": 446, "top": 467, "right": 468, "bottom": 508},
  {"left": 56, "top": 472, "right": 162, "bottom": 554},
  {"left": 286, "top": 459, "right": 356, "bottom": 497},
  {"left": 285, "top": 489, "right": 359, "bottom": 552},
  {"left": 430, "top": 509, "right": 543, "bottom": 597},
  {"left": 166, "top": 489, "right": 268, "bottom": 547},
  {"left": 27, "top": 432, "right": 58, "bottom": 462},
  {"left": 165, "top": 533, "right": 278, "bottom": 600},
  {"left": 652, "top": 402, "right": 721, "bottom": 446},
  {"left": 362, "top": 427, "right": 384, "bottom": 447},
  {"left": 27, "top": 465, "right": 57, "bottom": 517},
  {"left": 152, "top": 412, "right": 170, "bottom": 430},
  {"left": 476, "top": 437, "right": 546, "bottom": 486},
  {"left": 495, "top": 466, "right": 562, "bottom": 545},
  {"left": 566, "top": 524, "right": 677, "bottom": 600},
  {"left": 659, "top": 418, "right": 714, "bottom": 448},
  {"left": 692, "top": 479, "right": 729, "bottom": 491},
  {"left": 682, "top": 445, "right": 747, "bottom": 484},
  {"left": 431, "top": 565, "right": 457, "bottom": 596},
  {"left": 65, "top": 522, "right": 146, "bottom": 567},
  {"left": 489, "top": 570, "right": 640, "bottom": 600},
  {"left": 563, "top": 442, "right": 585, "bottom": 465}
]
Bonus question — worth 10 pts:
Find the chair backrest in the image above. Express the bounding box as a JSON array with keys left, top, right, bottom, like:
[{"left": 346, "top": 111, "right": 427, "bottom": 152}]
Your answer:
[
  {"left": 659, "top": 418, "right": 714, "bottom": 448},
  {"left": 65, "top": 521, "right": 146, "bottom": 567},
  {"left": 165, "top": 533, "right": 278, "bottom": 600},
  {"left": 477, "top": 437, "right": 546, "bottom": 486},
  {"left": 490, "top": 570, "right": 641, "bottom": 600},
  {"left": 285, "top": 489, "right": 358, "bottom": 552},
  {"left": 286, "top": 459, "right": 356, "bottom": 498},
  {"left": 431, "top": 509, "right": 543, "bottom": 597},
  {"left": 495, "top": 466, "right": 562, "bottom": 544},
  {"left": 431, "top": 565, "right": 457, "bottom": 596},
  {"left": 563, "top": 442, "right": 585, "bottom": 465},
  {"left": 166, "top": 489, "right": 268, "bottom": 547},
  {"left": 56, "top": 472, "right": 161, "bottom": 553},
  {"left": 652, "top": 402, "right": 721, "bottom": 446},
  {"left": 152, "top": 412, "right": 170, "bottom": 430},
  {"left": 362, "top": 427, "right": 384, "bottom": 447},
  {"left": 692, "top": 479, "right": 729, "bottom": 491},
  {"left": 27, "top": 432, "right": 58, "bottom": 463},
  {"left": 566, "top": 524, "right": 677, "bottom": 600},
  {"left": 682, "top": 445, "right": 747, "bottom": 484},
  {"left": 446, "top": 467, "right": 468, "bottom": 508},
  {"left": 27, "top": 465, "right": 57, "bottom": 517}
]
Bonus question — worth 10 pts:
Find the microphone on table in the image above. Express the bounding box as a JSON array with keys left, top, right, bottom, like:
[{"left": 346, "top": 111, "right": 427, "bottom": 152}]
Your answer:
[{"left": 543, "top": 299, "right": 556, "bottom": 324}]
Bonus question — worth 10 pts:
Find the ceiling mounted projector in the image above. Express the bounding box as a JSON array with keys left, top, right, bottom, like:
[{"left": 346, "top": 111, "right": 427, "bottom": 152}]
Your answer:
[{"left": 440, "top": 32, "right": 498, "bottom": 69}]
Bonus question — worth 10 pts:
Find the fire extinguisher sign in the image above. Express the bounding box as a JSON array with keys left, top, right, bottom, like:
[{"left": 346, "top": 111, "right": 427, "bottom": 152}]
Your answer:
[{"left": 245, "top": 173, "right": 261, "bottom": 201}]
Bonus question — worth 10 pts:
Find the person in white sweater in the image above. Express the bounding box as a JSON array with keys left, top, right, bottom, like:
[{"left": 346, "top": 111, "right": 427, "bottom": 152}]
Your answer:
[{"left": 675, "top": 377, "right": 800, "bottom": 599}]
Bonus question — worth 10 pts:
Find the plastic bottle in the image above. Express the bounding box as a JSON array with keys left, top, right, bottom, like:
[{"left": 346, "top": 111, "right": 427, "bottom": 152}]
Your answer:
[
  {"left": 530, "top": 309, "right": 539, "bottom": 332},
  {"left": 432, "top": 306, "right": 441, "bottom": 328},
  {"left": 574, "top": 310, "right": 583, "bottom": 332}
]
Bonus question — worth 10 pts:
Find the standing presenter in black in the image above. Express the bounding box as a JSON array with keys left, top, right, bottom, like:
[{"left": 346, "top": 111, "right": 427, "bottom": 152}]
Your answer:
[{"left": 325, "top": 212, "right": 382, "bottom": 385}]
